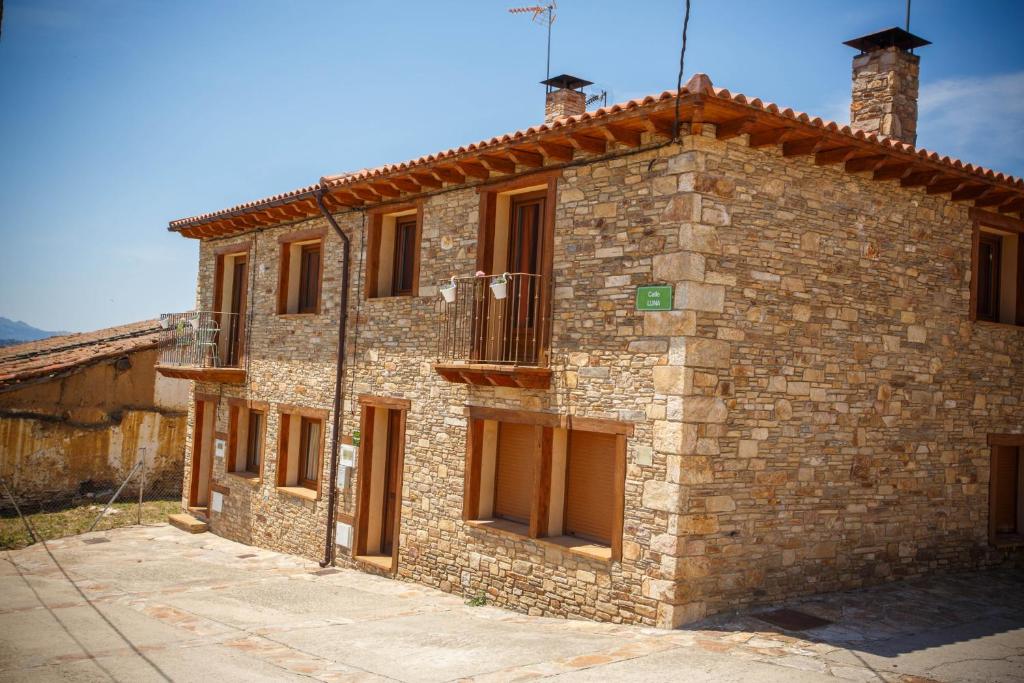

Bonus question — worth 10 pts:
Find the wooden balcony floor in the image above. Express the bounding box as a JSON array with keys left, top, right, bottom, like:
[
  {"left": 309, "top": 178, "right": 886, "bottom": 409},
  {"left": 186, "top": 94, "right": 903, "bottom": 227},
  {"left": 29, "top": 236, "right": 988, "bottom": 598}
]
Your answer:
[
  {"left": 156, "top": 364, "right": 246, "bottom": 384},
  {"left": 433, "top": 362, "right": 550, "bottom": 389}
]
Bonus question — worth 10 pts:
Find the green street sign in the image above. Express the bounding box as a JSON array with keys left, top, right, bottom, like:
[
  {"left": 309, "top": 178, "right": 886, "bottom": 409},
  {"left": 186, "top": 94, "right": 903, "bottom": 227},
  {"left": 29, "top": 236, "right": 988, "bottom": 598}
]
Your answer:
[{"left": 636, "top": 285, "right": 673, "bottom": 311}]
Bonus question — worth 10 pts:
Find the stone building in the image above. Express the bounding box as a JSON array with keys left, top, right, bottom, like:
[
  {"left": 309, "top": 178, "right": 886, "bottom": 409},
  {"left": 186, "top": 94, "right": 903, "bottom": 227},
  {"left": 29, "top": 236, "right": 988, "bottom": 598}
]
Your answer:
[
  {"left": 0, "top": 320, "right": 188, "bottom": 506},
  {"left": 161, "top": 28, "right": 1023, "bottom": 627}
]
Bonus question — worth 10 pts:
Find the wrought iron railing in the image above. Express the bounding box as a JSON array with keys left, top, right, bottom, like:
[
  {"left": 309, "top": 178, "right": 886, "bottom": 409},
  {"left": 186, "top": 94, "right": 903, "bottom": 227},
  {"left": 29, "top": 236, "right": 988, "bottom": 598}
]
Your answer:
[
  {"left": 157, "top": 311, "right": 243, "bottom": 369},
  {"left": 437, "top": 273, "right": 550, "bottom": 366}
]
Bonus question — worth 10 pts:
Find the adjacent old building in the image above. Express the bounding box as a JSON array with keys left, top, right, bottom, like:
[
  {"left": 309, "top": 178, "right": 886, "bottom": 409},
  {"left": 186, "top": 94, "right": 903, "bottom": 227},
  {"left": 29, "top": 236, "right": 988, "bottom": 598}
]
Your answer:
[
  {"left": 160, "top": 29, "right": 1024, "bottom": 627},
  {"left": 0, "top": 320, "right": 188, "bottom": 506}
]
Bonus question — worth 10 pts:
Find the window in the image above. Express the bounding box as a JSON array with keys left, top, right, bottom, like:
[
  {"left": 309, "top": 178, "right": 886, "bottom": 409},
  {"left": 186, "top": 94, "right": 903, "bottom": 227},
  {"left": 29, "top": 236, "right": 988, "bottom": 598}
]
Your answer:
[
  {"left": 278, "top": 231, "right": 325, "bottom": 314},
  {"left": 990, "top": 436, "right": 1024, "bottom": 545},
  {"left": 276, "top": 406, "right": 328, "bottom": 497},
  {"left": 972, "top": 216, "right": 1024, "bottom": 326},
  {"left": 367, "top": 207, "right": 421, "bottom": 298},
  {"left": 298, "top": 417, "right": 322, "bottom": 489},
  {"left": 245, "top": 411, "right": 263, "bottom": 474},
  {"left": 464, "top": 408, "right": 628, "bottom": 560},
  {"left": 226, "top": 401, "right": 267, "bottom": 478}
]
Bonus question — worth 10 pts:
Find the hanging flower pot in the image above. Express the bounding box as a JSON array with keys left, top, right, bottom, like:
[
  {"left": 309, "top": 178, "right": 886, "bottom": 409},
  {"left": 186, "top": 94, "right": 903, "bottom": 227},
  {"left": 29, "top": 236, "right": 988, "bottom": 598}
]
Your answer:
[
  {"left": 490, "top": 273, "right": 509, "bottom": 300},
  {"left": 439, "top": 276, "right": 457, "bottom": 304}
]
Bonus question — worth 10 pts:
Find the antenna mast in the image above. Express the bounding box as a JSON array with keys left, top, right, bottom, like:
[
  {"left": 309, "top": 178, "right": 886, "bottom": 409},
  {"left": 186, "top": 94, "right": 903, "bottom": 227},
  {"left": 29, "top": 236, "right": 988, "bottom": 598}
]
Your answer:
[{"left": 509, "top": 2, "right": 558, "bottom": 91}]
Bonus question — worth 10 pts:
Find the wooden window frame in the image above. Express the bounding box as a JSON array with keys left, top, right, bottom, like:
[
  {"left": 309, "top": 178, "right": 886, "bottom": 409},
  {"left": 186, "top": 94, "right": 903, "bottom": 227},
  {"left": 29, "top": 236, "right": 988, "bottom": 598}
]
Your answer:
[
  {"left": 969, "top": 209, "right": 1024, "bottom": 327},
  {"left": 277, "top": 228, "right": 327, "bottom": 315},
  {"left": 475, "top": 172, "right": 559, "bottom": 366},
  {"left": 226, "top": 398, "right": 269, "bottom": 480},
  {"left": 213, "top": 249, "right": 250, "bottom": 368},
  {"left": 463, "top": 405, "right": 628, "bottom": 560},
  {"left": 275, "top": 406, "right": 329, "bottom": 499},
  {"left": 297, "top": 417, "right": 323, "bottom": 490},
  {"left": 365, "top": 204, "right": 423, "bottom": 299},
  {"left": 988, "top": 433, "right": 1024, "bottom": 546},
  {"left": 245, "top": 410, "right": 265, "bottom": 475},
  {"left": 353, "top": 395, "right": 410, "bottom": 574}
]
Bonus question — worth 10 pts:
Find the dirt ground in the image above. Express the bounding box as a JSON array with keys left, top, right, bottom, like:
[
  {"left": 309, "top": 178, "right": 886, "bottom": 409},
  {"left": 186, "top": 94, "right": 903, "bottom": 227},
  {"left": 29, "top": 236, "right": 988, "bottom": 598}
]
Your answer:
[{"left": 1, "top": 524, "right": 1021, "bottom": 682}]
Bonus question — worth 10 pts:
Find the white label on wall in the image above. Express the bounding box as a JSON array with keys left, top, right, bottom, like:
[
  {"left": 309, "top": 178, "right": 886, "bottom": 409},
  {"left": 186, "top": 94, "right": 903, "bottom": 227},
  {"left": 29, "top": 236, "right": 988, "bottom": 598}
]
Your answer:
[
  {"left": 340, "top": 444, "right": 357, "bottom": 467},
  {"left": 214, "top": 438, "right": 226, "bottom": 460},
  {"left": 211, "top": 491, "right": 224, "bottom": 513},
  {"left": 335, "top": 522, "right": 353, "bottom": 549}
]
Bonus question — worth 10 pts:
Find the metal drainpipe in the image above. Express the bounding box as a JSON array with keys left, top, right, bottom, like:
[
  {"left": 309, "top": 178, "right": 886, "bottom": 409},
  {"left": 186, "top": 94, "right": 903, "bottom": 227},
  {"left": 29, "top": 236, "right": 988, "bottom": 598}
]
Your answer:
[{"left": 315, "top": 185, "right": 351, "bottom": 568}]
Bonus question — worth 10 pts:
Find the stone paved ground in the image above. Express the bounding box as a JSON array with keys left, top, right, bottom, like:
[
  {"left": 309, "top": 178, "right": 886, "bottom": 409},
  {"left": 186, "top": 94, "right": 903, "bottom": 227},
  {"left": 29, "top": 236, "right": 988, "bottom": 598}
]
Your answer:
[{"left": 1, "top": 525, "right": 1021, "bottom": 682}]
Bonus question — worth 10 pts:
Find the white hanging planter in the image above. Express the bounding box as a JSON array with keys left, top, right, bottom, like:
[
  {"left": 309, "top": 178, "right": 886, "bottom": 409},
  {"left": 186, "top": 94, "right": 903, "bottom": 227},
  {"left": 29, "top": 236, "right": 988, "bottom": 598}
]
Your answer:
[
  {"left": 439, "top": 277, "right": 457, "bottom": 304},
  {"left": 489, "top": 273, "right": 509, "bottom": 300}
]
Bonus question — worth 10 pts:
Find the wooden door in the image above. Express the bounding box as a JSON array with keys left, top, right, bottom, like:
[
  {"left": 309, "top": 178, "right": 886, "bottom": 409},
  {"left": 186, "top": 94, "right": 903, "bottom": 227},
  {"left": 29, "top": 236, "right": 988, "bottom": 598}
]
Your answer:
[
  {"left": 225, "top": 257, "right": 247, "bottom": 366},
  {"left": 188, "top": 399, "right": 213, "bottom": 510},
  {"left": 993, "top": 446, "right": 1020, "bottom": 535},
  {"left": 502, "top": 193, "right": 545, "bottom": 363},
  {"left": 380, "top": 410, "right": 402, "bottom": 555}
]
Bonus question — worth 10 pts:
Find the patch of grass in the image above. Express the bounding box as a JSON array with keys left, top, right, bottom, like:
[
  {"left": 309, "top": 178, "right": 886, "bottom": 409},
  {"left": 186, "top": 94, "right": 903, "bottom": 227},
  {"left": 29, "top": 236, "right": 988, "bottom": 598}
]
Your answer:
[
  {"left": 466, "top": 592, "right": 488, "bottom": 607},
  {"left": 0, "top": 499, "right": 181, "bottom": 551}
]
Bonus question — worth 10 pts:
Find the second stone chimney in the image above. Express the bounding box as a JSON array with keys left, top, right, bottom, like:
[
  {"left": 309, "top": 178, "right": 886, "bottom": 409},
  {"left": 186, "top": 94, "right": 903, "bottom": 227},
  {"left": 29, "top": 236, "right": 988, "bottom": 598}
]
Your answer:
[
  {"left": 542, "top": 74, "right": 592, "bottom": 124},
  {"left": 844, "top": 27, "right": 930, "bottom": 146}
]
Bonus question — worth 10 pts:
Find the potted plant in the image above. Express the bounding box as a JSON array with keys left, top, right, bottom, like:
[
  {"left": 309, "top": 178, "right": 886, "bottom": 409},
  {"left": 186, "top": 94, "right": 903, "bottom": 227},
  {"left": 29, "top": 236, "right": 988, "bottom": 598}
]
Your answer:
[
  {"left": 439, "top": 276, "right": 457, "bottom": 304},
  {"left": 490, "top": 272, "right": 509, "bottom": 300}
]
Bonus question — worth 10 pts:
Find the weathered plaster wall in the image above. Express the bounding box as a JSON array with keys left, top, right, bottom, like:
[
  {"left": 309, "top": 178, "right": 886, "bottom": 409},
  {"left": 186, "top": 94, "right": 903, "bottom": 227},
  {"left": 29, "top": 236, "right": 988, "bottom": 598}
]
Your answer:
[{"left": 0, "top": 349, "right": 187, "bottom": 504}]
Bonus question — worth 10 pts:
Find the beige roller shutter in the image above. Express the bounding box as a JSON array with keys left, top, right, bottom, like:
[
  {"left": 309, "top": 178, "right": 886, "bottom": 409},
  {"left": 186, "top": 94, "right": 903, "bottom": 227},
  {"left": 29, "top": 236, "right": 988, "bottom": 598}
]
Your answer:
[
  {"left": 493, "top": 422, "right": 535, "bottom": 524},
  {"left": 564, "top": 430, "right": 616, "bottom": 545}
]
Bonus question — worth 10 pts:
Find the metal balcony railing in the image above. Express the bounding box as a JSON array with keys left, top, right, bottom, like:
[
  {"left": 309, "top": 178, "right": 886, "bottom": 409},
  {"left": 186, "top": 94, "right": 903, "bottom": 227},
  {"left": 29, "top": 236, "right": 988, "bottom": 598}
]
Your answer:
[
  {"left": 157, "top": 311, "right": 243, "bottom": 369},
  {"left": 437, "top": 273, "right": 550, "bottom": 367}
]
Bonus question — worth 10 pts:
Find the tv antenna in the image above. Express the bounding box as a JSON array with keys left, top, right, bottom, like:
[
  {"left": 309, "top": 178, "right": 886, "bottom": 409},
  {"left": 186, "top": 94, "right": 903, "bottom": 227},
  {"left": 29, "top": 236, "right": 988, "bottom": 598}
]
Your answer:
[{"left": 509, "top": 2, "right": 557, "bottom": 90}]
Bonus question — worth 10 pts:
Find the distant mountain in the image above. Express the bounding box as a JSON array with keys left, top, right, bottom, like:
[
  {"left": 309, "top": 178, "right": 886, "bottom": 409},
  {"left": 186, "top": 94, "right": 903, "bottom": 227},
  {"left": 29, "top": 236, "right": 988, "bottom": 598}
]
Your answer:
[{"left": 0, "top": 317, "right": 67, "bottom": 346}]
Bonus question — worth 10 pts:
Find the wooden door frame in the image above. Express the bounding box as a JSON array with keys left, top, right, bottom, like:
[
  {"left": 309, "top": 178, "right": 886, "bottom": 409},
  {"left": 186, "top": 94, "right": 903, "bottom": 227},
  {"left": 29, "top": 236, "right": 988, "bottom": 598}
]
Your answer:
[
  {"left": 188, "top": 396, "right": 216, "bottom": 510},
  {"left": 988, "top": 433, "right": 1024, "bottom": 545},
  {"left": 353, "top": 395, "right": 410, "bottom": 572}
]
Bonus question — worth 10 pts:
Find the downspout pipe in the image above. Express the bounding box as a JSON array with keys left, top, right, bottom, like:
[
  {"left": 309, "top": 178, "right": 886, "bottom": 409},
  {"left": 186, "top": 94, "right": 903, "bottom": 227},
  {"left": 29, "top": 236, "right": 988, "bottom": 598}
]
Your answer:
[{"left": 315, "top": 185, "right": 351, "bottom": 568}]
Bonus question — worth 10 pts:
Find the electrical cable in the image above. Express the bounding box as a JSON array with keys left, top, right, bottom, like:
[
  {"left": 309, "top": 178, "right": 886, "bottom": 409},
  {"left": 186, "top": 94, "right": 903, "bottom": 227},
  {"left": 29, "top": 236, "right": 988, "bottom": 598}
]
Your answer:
[{"left": 672, "top": 0, "right": 692, "bottom": 141}]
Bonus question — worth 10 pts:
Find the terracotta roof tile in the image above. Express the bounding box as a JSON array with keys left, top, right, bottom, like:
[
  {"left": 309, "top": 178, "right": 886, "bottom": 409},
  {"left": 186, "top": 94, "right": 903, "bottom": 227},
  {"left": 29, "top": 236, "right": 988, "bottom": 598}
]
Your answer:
[
  {"left": 168, "top": 74, "right": 1024, "bottom": 231},
  {"left": 0, "top": 319, "right": 163, "bottom": 390}
]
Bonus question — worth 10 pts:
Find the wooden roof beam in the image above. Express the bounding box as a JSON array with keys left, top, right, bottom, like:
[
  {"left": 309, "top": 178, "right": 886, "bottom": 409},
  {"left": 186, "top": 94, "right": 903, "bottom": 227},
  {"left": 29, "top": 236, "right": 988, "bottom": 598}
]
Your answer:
[
  {"left": 747, "top": 127, "right": 797, "bottom": 148},
  {"left": 369, "top": 182, "right": 401, "bottom": 198},
  {"left": 478, "top": 154, "right": 515, "bottom": 174},
  {"left": 432, "top": 166, "right": 466, "bottom": 184},
  {"left": 925, "top": 178, "right": 965, "bottom": 195},
  {"left": 643, "top": 115, "right": 674, "bottom": 138},
  {"left": 455, "top": 161, "right": 489, "bottom": 180},
  {"left": 872, "top": 163, "right": 915, "bottom": 181},
  {"left": 600, "top": 123, "right": 642, "bottom": 148},
  {"left": 715, "top": 116, "right": 757, "bottom": 140},
  {"left": 844, "top": 155, "right": 889, "bottom": 173},
  {"left": 782, "top": 136, "right": 826, "bottom": 157},
  {"left": 506, "top": 149, "right": 545, "bottom": 168},
  {"left": 391, "top": 177, "right": 421, "bottom": 193},
  {"left": 814, "top": 146, "right": 860, "bottom": 166},
  {"left": 537, "top": 141, "right": 574, "bottom": 162},
  {"left": 950, "top": 184, "right": 990, "bottom": 202},
  {"left": 351, "top": 186, "right": 383, "bottom": 202},
  {"left": 410, "top": 172, "right": 442, "bottom": 189},
  {"left": 973, "top": 191, "right": 1016, "bottom": 209},
  {"left": 567, "top": 132, "right": 606, "bottom": 155},
  {"left": 900, "top": 170, "right": 942, "bottom": 188},
  {"left": 328, "top": 190, "right": 364, "bottom": 207},
  {"left": 998, "top": 198, "right": 1024, "bottom": 215}
]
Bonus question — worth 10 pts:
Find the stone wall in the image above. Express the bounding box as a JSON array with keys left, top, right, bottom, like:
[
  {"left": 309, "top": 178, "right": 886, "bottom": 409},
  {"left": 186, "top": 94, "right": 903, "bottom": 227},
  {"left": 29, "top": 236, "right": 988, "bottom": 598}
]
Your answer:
[{"left": 181, "top": 128, "right": 1022, "bottom": 628}]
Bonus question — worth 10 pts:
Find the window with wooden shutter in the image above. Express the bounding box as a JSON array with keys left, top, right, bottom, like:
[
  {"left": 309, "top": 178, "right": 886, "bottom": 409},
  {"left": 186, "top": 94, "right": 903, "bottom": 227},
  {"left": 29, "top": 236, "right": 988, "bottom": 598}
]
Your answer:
[
  {"left": 972, "top": 219, "right": 1024, "bottom": 327},
  {"left": 564, "top": 430, "right": 616, "bottom": 545},
  {"left": 298, "top": 244, "right": 321, "bottom": 313},
  {"left": 298, "top": 417, "right": 322, "bottom": 490},
  {"left": 245, "top": 411, "right": 263, "bottom": 474},
  {"left": 367, "top": 208, "right": 420, "bottom": 298},
  {"left": 392, "top": 217, "right": 417, "bottom": 296},
  {"left": 493, "top": 422, "right": 536, "bottom": 525},
  {"left": 977, "top": 233, "right": 1002, "bottom": 322}
]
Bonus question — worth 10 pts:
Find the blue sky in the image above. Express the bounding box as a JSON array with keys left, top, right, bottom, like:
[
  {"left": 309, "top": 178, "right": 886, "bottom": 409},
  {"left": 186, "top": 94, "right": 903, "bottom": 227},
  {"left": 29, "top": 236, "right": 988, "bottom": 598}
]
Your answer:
[{"left": 1, "top": 0, "right": 1022, "bottom": 332}]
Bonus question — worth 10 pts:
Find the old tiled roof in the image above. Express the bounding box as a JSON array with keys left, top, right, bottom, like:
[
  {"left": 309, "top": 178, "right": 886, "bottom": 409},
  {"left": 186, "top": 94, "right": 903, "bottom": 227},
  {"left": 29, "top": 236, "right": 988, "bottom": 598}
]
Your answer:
[
  {"left": 167, "top": 73, "right": 1024, "bottom": 238},
  {"left": 0, "top": 319, "right": 163, "bottom": 390}
]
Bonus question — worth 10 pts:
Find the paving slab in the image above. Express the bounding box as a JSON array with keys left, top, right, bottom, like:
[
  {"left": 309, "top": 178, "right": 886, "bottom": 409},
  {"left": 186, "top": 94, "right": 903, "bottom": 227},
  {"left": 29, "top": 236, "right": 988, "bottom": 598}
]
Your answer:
[{"left": 1, "top": 524, "right": 1022, "bottom": 682}]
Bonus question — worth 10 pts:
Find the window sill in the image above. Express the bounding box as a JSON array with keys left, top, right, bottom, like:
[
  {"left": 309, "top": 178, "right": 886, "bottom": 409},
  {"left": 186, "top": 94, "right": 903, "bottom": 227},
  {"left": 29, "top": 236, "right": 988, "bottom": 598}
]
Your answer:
[
  {"left": 366, "top": 294, "right": 417, "bottom": 301},
  {"left": 277, "top": 312, "right": 321, "bottom": 319},
  {"left": 973, "top": 319, "right": 1024, "bottom": 331},
  {"left": 464, "top": 519, "right": 614, "bottom": 563},
  {"left": 277, "top": 486, "right": 319, "bottom": 502},
  {"left": 226, "top": 472, "right": 261, "bottom": 486}
]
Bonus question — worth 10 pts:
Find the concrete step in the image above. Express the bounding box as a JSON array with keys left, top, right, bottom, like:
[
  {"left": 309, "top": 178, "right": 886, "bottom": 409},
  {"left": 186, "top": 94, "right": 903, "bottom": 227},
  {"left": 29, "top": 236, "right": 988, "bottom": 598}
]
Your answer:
[{"left": 168, "top": 513, "right": 208, "bottom": 534}]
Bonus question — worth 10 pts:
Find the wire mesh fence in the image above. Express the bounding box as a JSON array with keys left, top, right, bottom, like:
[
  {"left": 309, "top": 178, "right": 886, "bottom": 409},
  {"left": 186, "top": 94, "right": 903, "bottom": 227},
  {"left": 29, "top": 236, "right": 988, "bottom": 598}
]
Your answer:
[{"left": 0, "top": 449, "right": 184, "bottom": 550}]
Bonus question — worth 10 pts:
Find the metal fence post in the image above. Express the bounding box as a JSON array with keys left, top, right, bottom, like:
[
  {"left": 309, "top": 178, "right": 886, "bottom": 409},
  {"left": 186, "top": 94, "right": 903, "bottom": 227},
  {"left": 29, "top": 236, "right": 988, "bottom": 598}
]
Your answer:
[{"left": 138, "top": 447, "right": 146, "bottom": 525}]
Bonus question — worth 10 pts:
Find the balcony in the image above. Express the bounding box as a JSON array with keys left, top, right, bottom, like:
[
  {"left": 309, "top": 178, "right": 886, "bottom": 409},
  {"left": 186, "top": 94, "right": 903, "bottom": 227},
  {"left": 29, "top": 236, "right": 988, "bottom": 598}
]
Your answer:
[
  {"left": 435, "top": 273, "right": 551, "bottom": 389},
  {"left": 154, "top": 311, "right": 247, "bottom": 384}
]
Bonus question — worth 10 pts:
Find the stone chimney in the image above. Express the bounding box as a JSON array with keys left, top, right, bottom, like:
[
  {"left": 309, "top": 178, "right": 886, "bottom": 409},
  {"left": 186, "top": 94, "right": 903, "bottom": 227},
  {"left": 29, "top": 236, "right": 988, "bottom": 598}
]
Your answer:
[
  {"left": 844, "top": 27, "right": 930, "bottom": 145},
  {"left": 542, "top": 74, "right": 592, "bottom": 124}
]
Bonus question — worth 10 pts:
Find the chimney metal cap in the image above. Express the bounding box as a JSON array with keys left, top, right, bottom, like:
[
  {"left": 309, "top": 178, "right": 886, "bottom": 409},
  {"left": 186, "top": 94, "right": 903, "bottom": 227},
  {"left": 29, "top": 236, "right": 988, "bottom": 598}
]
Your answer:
[
  {"left": 843, "top": 27, "right": 930, "bottom": 54},
  {"left": 541, "top": 74, "right": 593, "bottom": 91}
]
